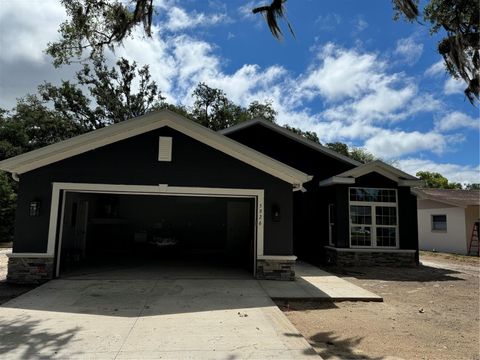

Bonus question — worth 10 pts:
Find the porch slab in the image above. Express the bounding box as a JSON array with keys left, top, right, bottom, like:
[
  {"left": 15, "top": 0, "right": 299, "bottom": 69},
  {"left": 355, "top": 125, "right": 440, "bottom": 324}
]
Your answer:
[{"left": 258, "top": 261, "right": 383, "bottom": 302}]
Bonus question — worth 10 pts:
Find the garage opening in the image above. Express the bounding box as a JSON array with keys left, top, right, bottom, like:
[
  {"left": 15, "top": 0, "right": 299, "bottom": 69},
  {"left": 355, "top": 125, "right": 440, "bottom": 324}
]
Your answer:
[{"left": 57, "top": 191, "right": 256, "bottom": 277}]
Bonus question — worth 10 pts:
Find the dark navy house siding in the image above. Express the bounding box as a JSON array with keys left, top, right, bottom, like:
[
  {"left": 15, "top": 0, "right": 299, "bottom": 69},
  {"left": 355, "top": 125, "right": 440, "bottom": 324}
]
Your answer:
[
  {"left": 14, "top": 127, "right": 294, "bottom": 255},
  {"left": 225, "top": 124, "right": 419, "bottom": 263}
]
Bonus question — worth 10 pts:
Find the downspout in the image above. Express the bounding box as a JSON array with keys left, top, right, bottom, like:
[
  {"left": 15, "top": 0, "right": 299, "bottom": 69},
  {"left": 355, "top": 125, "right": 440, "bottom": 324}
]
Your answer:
[
  {"left": 293, "top": 175, "right": 313, "bottom": 192},
  {"left": 11, "top": 172, "right": 19, "bottom": 182},
  {"left": 293, "top": 185, "right": 307, "bottom": 193}
]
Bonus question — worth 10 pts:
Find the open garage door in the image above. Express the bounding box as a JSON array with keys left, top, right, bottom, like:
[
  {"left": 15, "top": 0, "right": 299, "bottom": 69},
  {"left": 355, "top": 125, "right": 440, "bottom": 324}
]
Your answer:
[{"left": 54, "top": 185, "right": 262, "bottom": 278}]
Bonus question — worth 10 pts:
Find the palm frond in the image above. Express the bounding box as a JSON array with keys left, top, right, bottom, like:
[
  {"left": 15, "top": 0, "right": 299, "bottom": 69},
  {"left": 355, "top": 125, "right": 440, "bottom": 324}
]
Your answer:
[{"left": 252, "top": 0, "right": 295, "bottom": 40}]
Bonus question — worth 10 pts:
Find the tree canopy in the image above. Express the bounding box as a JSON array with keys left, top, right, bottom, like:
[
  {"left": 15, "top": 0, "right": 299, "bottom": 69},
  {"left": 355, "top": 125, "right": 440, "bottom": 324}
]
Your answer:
[
  {"left": 46, "top": 0, "right": 479, "bottom": 104},
  {"left": 416, "top": 171, "right": 463, "bottom": 189},
  {"left": 325, "top": 142, "right": 377, "bottom": 164}
]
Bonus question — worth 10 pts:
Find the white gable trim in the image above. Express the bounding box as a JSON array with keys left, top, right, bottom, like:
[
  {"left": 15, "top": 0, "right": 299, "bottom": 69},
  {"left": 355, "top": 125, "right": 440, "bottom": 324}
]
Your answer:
[
  {"left": 219, "top": 118, "right": 361, "bottom": 166},
  {"left": 337, "top": 160, "right": 419, "bottom": 180},
  {"left": 0, "top": 110, "right": 311, "bottom": 186},
  {"left": 319, "top": 160, "right": 423, "bottom": 187}
]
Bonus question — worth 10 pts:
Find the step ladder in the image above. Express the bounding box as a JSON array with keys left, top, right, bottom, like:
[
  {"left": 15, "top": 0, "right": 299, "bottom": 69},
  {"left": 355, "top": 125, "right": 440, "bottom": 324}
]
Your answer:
[{"left": 468, "top": 221, "right": 479, "bottom": 256}]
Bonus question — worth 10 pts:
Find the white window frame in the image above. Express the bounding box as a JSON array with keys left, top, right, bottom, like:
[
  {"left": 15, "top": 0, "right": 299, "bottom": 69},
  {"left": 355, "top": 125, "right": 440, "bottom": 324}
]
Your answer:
[
  {"left": 328, "top": 204, "right": 335, "bottom": 246},
  {"left": 431, "top": 214, "right": 447, "bottom": 232},
  {"left": 348, "top": 187, "right": 399, "bottom": 249}
]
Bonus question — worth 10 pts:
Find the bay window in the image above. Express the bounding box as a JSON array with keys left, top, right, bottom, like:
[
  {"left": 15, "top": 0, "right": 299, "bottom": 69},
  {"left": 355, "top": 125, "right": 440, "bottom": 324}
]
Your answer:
[{"left": 349, "top": 188, "right": 398, "bottom": 248}]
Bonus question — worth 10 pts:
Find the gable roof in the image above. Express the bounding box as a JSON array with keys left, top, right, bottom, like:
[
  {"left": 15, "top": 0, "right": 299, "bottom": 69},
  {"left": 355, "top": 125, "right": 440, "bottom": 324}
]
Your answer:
[
  {"left": 414, "top": 188, "right": 480, "bottom": 208},
  {"left": 219, "top": 118, "right": 361, "bottom": 166},
  {"left": 319, "top": 160, "right": 423, "bottom": 187},
  {"left": 0, "top": 109, "right": 312, "bottom": 187}
]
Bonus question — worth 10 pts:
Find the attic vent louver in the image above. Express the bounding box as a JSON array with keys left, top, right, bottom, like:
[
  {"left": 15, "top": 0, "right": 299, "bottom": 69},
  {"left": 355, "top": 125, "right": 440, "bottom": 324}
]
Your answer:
[{"left": 158, "top": 136, "right": 172, "bottom": 162}]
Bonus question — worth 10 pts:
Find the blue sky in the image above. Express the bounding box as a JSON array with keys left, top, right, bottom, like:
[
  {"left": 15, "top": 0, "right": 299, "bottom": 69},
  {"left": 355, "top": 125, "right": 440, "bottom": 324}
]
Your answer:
[{"left": 0, "top": 0, "right": 478, "bottom": 183}]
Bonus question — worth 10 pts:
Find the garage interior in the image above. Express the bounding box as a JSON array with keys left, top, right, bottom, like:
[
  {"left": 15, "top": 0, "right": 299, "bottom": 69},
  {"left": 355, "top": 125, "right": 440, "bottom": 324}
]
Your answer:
[{"left": 58, "top": 191, "right": 256, "bottom": 276}]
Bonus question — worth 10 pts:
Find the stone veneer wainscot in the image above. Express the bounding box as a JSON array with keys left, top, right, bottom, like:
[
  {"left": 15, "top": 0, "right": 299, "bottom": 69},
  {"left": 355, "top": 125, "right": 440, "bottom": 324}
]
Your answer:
[
  {"left": 7, "top": 254, "right": 54, "bottom": 284},
  {"left": 324, "top": 247, "right": 417, "bottom": 267},
  {"left": 256, "top": 257, "right": 296, "bottom": 280}
]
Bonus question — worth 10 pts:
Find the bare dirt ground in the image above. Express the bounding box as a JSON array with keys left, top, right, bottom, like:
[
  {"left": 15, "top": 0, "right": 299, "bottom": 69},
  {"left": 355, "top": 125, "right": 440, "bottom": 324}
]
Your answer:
[
  {"left": 278, "top": 254, "right": 479, "bottom": 360},
  {"left": 0, "top": 248, "right": 37, "bottom": 305},
  {"left": 1, "top": 248, "right": 478, "bottom": 359}
]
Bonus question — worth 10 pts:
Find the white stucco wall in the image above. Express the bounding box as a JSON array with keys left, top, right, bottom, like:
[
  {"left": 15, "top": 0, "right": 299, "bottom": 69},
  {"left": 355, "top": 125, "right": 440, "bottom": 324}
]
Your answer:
[{"left": 418, "top": 205, "right": 467, "bottom": 254}]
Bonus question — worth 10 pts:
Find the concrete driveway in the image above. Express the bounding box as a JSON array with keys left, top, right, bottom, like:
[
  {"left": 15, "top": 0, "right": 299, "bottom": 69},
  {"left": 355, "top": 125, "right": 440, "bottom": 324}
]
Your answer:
[{"left": 0, "top": 263, "right": 318, "bottom": 359}]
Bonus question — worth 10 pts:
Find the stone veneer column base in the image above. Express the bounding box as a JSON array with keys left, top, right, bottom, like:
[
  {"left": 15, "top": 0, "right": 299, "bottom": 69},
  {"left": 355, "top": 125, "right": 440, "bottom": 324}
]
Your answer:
[
  {"left": 7, "top": 255, "right": 54, "bottom": 284},
  {"left": 324, "top": 246, "right": 417, "bottom": 267},
  {"left": 256, "top": 257, "right": 296, "bottom": 281}
]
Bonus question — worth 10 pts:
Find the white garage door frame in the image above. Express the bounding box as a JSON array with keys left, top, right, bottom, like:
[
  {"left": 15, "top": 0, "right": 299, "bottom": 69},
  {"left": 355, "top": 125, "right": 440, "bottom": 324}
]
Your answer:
[{"left": 48, "top": 182, "right": 265, "bottom": 277}]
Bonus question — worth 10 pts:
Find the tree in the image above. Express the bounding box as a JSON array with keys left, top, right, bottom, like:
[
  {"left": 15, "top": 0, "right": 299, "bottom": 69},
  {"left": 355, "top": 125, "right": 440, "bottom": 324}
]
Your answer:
[
  {"left": 394, "top": 0, "right": 479, "bottom": 104},
  {"left": 0, "top": 109, "right": 28, "bottom": 161},
  {"left": 47, "top": 0, "right": 154, "bottom": 67},
  {"left": 283, "top": 125, "right": 320, "bottom": 143},
  {"left": 349, "top": 147, "right": 376, "bottom": 164},
  {"left": 191, "top": 83, "right": 237, "bottom": 130},
  {"left": 0, "top": 98, "right": 83, "bottom": 161},
  {"left": 416, "top": 171, "right": 462, "bottom": 189},
  {"left": 325, "top": 142, "right": 349, "bottom": 157},
  {"left": 40, "top": 55, "right": 165, "bottom": 129},
  {"left": 0, "top": 171, "right": 16, "bottom": 243},
  {"left": 190, "top": 83, "right": 277, "bottom": 130},
  {"left": 47, "top": 0, "right": 479, "bottom": 104},
  {"left": 325, "top": 142, "right": 376, "bottom": 163},
  {"left": 245, "top": 101, "right": 277, "bottom": 123},
  {"left": 464, "top": 183, "right": 480, "bottom": 190}
]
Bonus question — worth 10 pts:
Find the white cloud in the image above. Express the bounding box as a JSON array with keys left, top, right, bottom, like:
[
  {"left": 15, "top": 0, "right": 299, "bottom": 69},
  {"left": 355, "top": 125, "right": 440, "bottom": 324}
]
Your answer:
[
  {"left": 0, "top": 0, "right": 66, "bottom": 63},
  {"left": 300, "top": 43, "right": 388, "bottom": 102},
  {"left": 298, "top": 43, "right": 440, "bottom": 125},
  {"left": 444, "top": 77, "right": 465, "bottom": 95},
  {"left": 394, "top": 36, "right": 423, "bottom": 65},
  {"left": 315, "top": 13, "right": 342, "bottom": 31},
  {"left": 353, "top": 17, "right": 368, "bottom": 33},
  {"left": 0, "top": 1, "right": 468, "bottom": 165},
  {"left": 397, "top": 159, "right": 480, "bottom": 184},
  {"left": 364, "top": 129, "right": 449, "bottom": 158},
  {"left": 163, "top": 7, "right": 230, "bottom": 31},
  {"left": 424, "top": 60, "right": 445, "bottom": 77},
  {"left": 435, "top": 111, "right": 479, "bottom": 132},
  {"left": 238, "top": 1, "right": 257, "bottom": 20}
]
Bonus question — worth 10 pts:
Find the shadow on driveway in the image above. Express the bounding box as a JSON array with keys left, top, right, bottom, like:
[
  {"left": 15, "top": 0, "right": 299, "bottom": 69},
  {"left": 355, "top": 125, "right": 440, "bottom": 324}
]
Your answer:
[{"left": 0, "top": 315, "right": 80, "bottom": 358}]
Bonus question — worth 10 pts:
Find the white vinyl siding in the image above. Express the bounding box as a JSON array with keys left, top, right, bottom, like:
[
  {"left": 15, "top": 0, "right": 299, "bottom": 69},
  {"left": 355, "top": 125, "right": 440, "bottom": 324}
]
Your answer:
[{"left": 418, "top": 204, "right": 468, "bottom": 254}]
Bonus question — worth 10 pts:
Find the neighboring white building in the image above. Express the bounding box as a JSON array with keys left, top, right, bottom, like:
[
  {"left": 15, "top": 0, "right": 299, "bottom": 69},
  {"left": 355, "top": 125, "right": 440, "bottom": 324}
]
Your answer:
[{"left": 415, "top": 189, "right": 480, "bottom": 255}]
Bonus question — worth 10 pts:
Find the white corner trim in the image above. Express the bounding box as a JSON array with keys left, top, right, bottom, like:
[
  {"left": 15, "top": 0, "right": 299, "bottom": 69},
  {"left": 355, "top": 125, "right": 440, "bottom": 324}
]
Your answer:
[
  {"left": 324, "top": 246, "right": 416, "bottom": 253},
  {"left": 319, "top": 176, "right": 356, "bottom": 187},
  {"left": 7, "top": 253, "right": 54, "bottom": 258},
  {"left": 257, "top": 255, "right": 297, "bottom": 261}
]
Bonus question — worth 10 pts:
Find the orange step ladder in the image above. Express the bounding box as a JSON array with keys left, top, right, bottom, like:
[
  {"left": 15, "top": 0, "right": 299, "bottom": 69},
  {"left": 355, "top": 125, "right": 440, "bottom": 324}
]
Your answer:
[{"left": 468, "top": 221, "right": 479, "bottom": 256}]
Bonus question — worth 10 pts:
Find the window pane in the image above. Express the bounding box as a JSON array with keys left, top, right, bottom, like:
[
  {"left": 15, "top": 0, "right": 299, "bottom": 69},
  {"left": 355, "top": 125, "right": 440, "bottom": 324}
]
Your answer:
[
  {"left": 376, "top": 206, "right": 397, "bottom": 225},
  {"left": 432, "top": 215, "right": 447, "bottom": 231},
  {"left": 351, "top": 226, "right": 371, "bottom": 246},
  {"left": 376, "top": 227, "right": 397, "bottom": 247},
  {"left": 350, "top": 188, "right": 396, "bottom": 202},
  {"left": 350, "top": 205, "right": 372, "bottom": 224}
]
